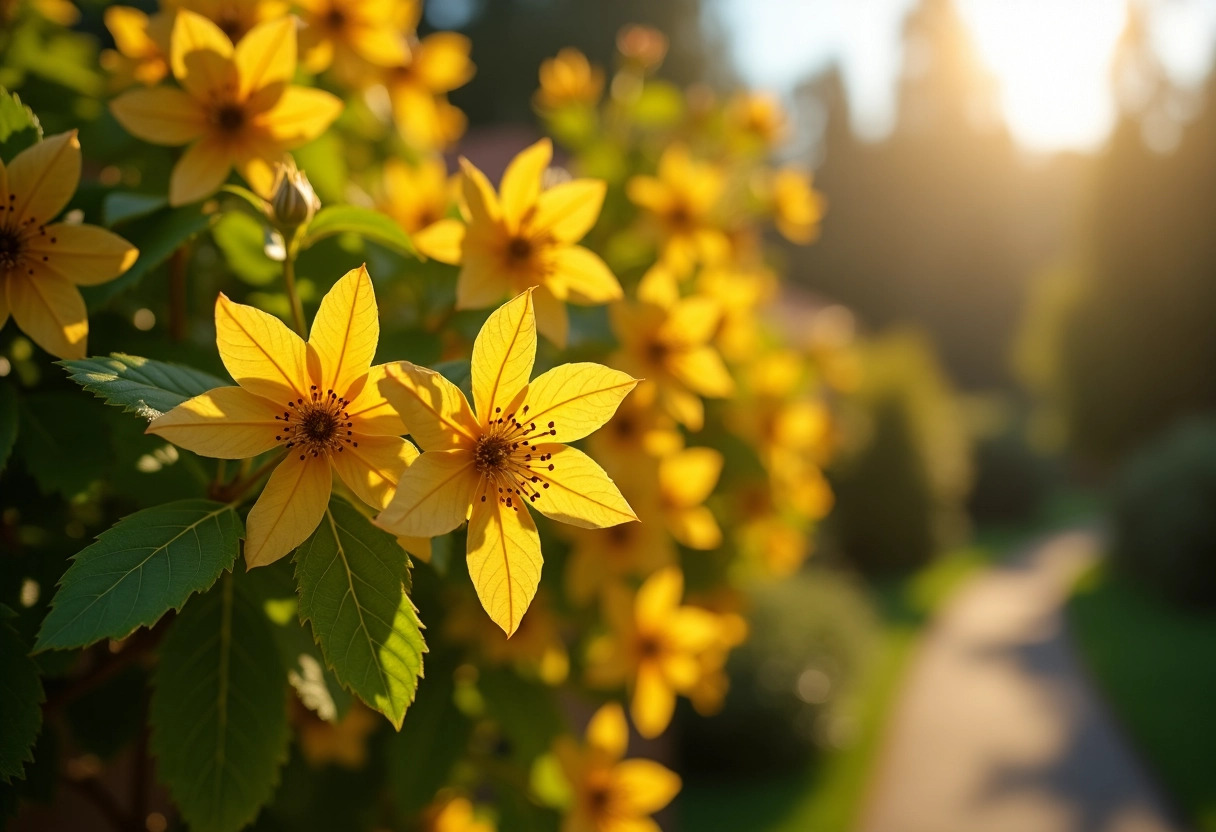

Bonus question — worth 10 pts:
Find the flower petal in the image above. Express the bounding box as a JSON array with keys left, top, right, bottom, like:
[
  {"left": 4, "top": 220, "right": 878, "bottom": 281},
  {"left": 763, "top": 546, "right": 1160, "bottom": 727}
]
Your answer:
[
  {"left": 257, "top": 86, "right": 344, "bottom": 147},
  {"left": 611, "top": 760, "right": 681, "bottom": 815},
  {"left": 549, "top": 245, "right": 622, "bottom": 305},
  {"left": 531, "top": 179, "right": 605, "bottom": 244},
  {"left": 458, "top": 157, "right": 500, "bottom": 225},
  {"left": 380, "top": 362, "right": 478, "bottom": 450},
  {"left": 668, "top": 346, "right": 733, "bottom": 398},
  {"left": 374, "top": 448, "right": 475, "bottom": 537},
  {"left": 109, "top": 87, "right": 207, "bottom": 146},
  {"left": 636, "top": 567, "right": 682, "bottom": 631},
  {"left": 215, "top": 291, "right": 309, "bottom": 404},
  {"left": 518, "top": 363, "right": 637, "bottom": 444},
  {"left": 105, "top": 6, "right": 155, "bottom": 56},
  {"left": 331, "top": 433, "right": 419, "bottom": 511},
  {"left": 471, "top": 289, "right": 536, "bottom": 424},
  {"left": 658, "top": 296, "right": 719, "bottom": 346},
  {"left": 659, "top": 447, "right": 722, "bottom": 507},
  {"left": 6, "top": 267, "right": 87, "bottom": 359},
  {"left": 527, "top": 444, "right": 636, "bottom": 529},
  {"left": 413, "top": 32, "right": 474, "bottom": 92},
  {"left": 533, "top": 284, "right": 568, "bottom": 349},
  {"left": 585, "top": 702, "right": 628, "bottom": 762},
  {"left": 8, "top": 131, "right": 80, "bottom": 228},
  {"left": 146, "top": 386, "right": 282, "bottom": 459},
  {"left": 466, "top": 481, "right": 543, "bottom": 636},
  {"left": 499, "top": 138, "right": 551, "bottom": 231},
  {"left": 234, "top": 15, "right": 295, "bottom": 107},
  {"left": 27, "top": 223, "right": 138, "bottom": 286},
  {"left": 666, "top": 505, "right": 721, "bottom": 550},
  {"left": 170, "top": 10, "right": 236, "bottom": 101},
  {"left": 245, "top": 454, "right": 332, "bottom": 568},
  {"left": 307, "top": 265, "right": 378, "bottom": 399},
  {"left": 346, "top": 363, "right": 407, "bottom": 436},
  {"left": 413, "top": 218, "right": 465, "bottom": 264},
  {"left": 454, "top": 252, "right": 507, "bottom": 309},
  {"left": 169, "top": 136, "right": 234, "bottom": 205},
  {"left": 631, "top": 662, "right": 676, "bottom": 739}
]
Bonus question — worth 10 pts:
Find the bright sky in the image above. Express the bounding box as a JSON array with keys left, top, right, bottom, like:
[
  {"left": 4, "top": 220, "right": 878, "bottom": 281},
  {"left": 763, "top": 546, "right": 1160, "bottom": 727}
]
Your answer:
[{"left": 714, "top": 0, "right": 1216, "bottom": 153}]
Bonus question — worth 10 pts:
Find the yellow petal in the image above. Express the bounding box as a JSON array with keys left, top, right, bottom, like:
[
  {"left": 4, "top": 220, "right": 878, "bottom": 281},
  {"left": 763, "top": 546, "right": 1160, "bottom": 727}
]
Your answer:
[
  {"left": 550, "top": 246, "right": 622, "bottom": 305},
  {"left": 659, "top": 384, "right": 703, "bottom": 432},
  {"left": 215, "top": 291, "right": 309, "bottom": 404},
  {"left": 307, "top": 265, "right": 378, "bottom": 399},
  {"left": 625, "top": 175, "right": 671, "bottom": 214},
  {"left": 105, "top": 6, "right": 155, "bottom": 56},
  {"left": 170, "top": 136, "right": 234, "bottom": 205},
  {"left": 458, "top": 157, "right": 500, "bottom": 226},
  {"left": 666, "top": 505, "right": 721, "bottom": 550},
  {"left": 631, "top": 662, "right": 676, "bottom": 739},
  {"left": 659, "top": 296, "right": 720, "bottom": 346},
  {"left": 668, "top": 346, "right": 733, "bottom": 398},
  {"left": 527, "top": 444, "right": 636, "bottom": 529},
  {"left": 412, "top": 218, "right": 465, "bottom": 264},
  {"left": 611, "top": 760, "right": 681, "bottom": 815},
  {"left": 636, "top": 567, "right": 683, "bottom": 631},
  {"left": 345, "top": 23, "right": 408, "bottom": 66},
  {"left": 530, "top": 179, "right": 605, "bottom": 244},
  {"left": 374, "top": 448, "right": 474, "bottom": 537},
  {"left": 659, "top": 447, "right": 722, "bottom": 507},
  {"left": 28, "top": 223, "right": 138, "bottom": 286},
  {"left": 234, "top": 15, "right": 296, "bottom": 107},
  {"left": 413, "top": 31, "right": 474, "bottom": 92},
  {"left": 585, "top": 702, "right": 628, "bottom": 761},
  {"left": 146, "top": 386, "right": 282, "bottom": 459},
  {"left": 345, "top": 363, "right": 407, "bottom": 436},
  {"left": 533, "top": 284, "right": 568, "bottom": 349},
  {"left": 669, "top": 608, "right": 726, "bottom": 653},
  {"left": 635, "top": 265, "right": 679, "bottom": 308},
  {"left": 170, "top": 10, "right": 236, "bottom": 101},
  {"left": 466, "top": 483, "right": 543, "bottom": 636},
  {"left": 471, "top": 289, "right": 536, "bottom": 424},
  {"left": 499, "top": 138, "right": 551, "bottom": 230},
  {"left": 455, "top": 252, "right": 507, "bottom": 309},
  {"left": 232, "top": 136, "right": 285, "bottom": 199},
  {"left": 5, "top": 268, "right": 87, "bottom": 359},
  {"left": 331, "top": 434, "right": 419, "bottom": 511},
  {"left": 245, "top": 454, "right": 332, "bottom": 568},
  {"left": 109, "top": 87, "right": 206, "bottom": 146},
  {"left": 257, "top": 86, "right": 344, "bottom": 147},
  {"left": 8, "top": 131, "right": 79, "bottom": 228},
  {"left": 380, "top": 362, "right": 478, "bottom": 451},
  {"left": 518, "top": 363, "right": 637, "bottom": 444}
]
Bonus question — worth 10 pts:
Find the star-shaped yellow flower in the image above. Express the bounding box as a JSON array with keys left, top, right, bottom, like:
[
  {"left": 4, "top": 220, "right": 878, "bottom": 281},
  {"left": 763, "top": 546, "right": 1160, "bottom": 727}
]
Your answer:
[
  {"left": 627, "top": 144, "right": 730, "bottom": 273},
  {"left": 383, "top": 31, "right": 475, "bottom": 151},
  {"left": 771, "top": 167, "right": 826, "bottom": 245},
  {"left": 148, "top": 266, "right": 418, "bottom": 567},
  {"left": 110, "top": 11, "right": 343, "bottom": 206},
  {"left": 168, "top": 0, "right": 287, "bottom": 42},
  {"left": 0, "top": 131, "right": 138, "bottom": 359},
  {"left": 298, "top": 0, "right": 412, "bottom": 84},
  {"left": 554, "top": 702, "right": 681, "bottom": 832},
  {"left": 375, "top": 289, "right": 638, "bottom": 635},
  {"left": 534, "top": 48, "right": 604, "bottom": 111},
  {"left": 378, "top": 156, "right": 454, "bottom": 235},
  {"left": 100, "top": 6, "right": 173, "bottom": 89},
  {"left": 412, "top": 139, "right": 623, "bottom": 347}
]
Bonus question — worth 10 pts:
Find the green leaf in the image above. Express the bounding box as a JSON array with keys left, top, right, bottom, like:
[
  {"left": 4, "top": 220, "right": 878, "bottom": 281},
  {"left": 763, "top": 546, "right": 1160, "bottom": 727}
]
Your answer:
[
  {"left": 0, "top": 611, "right": 44, "bottom": 783},
  {"left": 16, "top": 392, "right": 113, "bottom": 497},
  {"left": 101, "top": 192, "right": 167, "bottom": 227},
  {"left": 301, "top": 205, "right": 414, "bottom": 256},
  {"left": 295, "top": 497, "right": 426, "bottom": 729},
  {"left": 211, "top": 212, "right": 280, "bottom": 286},
  {"left": 82, "top": 203, "right": 213, "bottom": 309},
  {"left": 150, "top": 576, "right": 289, "bottom": 832},
  {"left": 35, "top": 500, "right": 242, "bottom": 651},
  {"left": 60, "top": 353, "right": 227, "bottom": 421},
  {"left": 0, "top": 88, "right": 42, "bottom": 157},
  {"left": 0, "top": 385, "right": 17, "bottom": 472}
]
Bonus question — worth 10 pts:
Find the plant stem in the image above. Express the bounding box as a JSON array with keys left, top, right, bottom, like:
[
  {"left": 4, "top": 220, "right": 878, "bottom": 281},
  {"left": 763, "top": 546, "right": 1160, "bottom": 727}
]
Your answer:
[{"left": 281, "top": 253, "right": 306, "bottom": 337}]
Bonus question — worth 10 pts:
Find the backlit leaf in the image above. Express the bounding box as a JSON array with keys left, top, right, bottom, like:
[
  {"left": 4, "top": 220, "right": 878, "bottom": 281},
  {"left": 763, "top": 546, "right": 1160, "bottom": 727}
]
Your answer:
[
  {"left": 61, "top": 353, "right": 227, "bottom": 421},
  {"left": 301, "top": 205, "right": 415, "bottom": 256},
  {"left": 0, "top": 88, "right": 42, "bottom": 156}
]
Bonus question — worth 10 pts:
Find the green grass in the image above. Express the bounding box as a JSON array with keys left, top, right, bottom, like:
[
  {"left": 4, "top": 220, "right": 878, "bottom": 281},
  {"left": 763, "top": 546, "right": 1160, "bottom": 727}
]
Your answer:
[{"left": 1069, "top": 563, "right": 1216, "bottom": 832}]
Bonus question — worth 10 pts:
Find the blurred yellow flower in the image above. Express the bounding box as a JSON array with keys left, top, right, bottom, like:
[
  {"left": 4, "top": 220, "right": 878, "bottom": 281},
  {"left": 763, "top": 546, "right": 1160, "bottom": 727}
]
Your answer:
[
  {"left": 0, "top": 132, "right": 138, "bottom": 360},
  {"left": 615, "top": 24, "right": 669, "bottom": 73},
  {"left": 298, "top": 0, "right": 412, "bottom": 83},
  {"left": 384, "top": 31, "right": 475, "bottom": 151},
  {"left": 534, "top": 48, "right": 604, "bottom": 111},
  {"left": 296, "top": 702, "right": 379, "bottom": 769},
  {"left": 110, "top": 11, "right": 343, "bottom": 205},
  {"left": 100, "top": 6, "right": 173, "bottom": 89},
  {"left": 375, "top": 290, "right": 638, "bottom": 635},
  {"left": 555, "top": 702, "right": 680, "bottom": 832},
  {"left": 562, "top": 506, "right": 675, "bottom": 607},
  {"left": 378, "top": 156, "right": 455, "bottom": 235},
  {"left": 627, "top": 144, "right": 730, "bottom": 273},
  {"left": 167, "top": 0, "right": 286, "bottom": 42},
  {"left": 587, "top": 567, "right": 732, "bottom": 738},
  {"left": 771, "top": 167, "right": 826, "bottom": 245},
  {"left": 148, "top": 266, "right": 418, "bottom": 567},
  {"left": 587, "top": 381, "right": 683, "bottom": 472},
  {"left": 413, "top": 139, "right": 623, "bottom": 347},
  {"left": 426, "top": 795, "right": 496, "bottom": 832},
  {"left": 726, "top": 91, "right": 788, "bottom": 150},
  {"left": 658, "top": 447, "right": 723, "bottom": 550},
  {"left": 696, "top": 264, "right": 777, "bottom": 363}
]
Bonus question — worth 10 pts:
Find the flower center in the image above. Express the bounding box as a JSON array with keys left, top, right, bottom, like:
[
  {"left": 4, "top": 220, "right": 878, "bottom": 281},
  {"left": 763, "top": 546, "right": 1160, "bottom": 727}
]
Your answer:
[
  {"left": 586, "top": 784, "right": 612, "bottom": 814},
  {"left": 645, "top": 339, "right": 670, "bottom": 364},
  {"left": 214, "top": 104, "right": 245, "bottom": 133},
  {"left": 637, "top": 633, "right": 662, "bottom": 660},
  {"left": 667, "top": 202, "right": 693, "bottom": 229},
  {"left": 215, "top": 16, "right": 242, "bottom": 40},
  {"left": 474, "top": 404, "right": 561, "bottom": 512},
  {"left": 0, "top": 227, "right": 23, "bottom": 272},
  {"left": 325, "top": 7, "right": 347, "bottom": 30},
  {"left": 506, "top": 236, "right": 533, "bottom": 264},
  {"left": 275, "top": 386, "right": 357, "bottom": 460}
]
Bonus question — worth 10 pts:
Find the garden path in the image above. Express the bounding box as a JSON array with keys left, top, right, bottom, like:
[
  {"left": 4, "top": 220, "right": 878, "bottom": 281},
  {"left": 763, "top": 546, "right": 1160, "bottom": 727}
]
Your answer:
[{"left": 857, "top": 529, "right": 1188, "bottom": 832}]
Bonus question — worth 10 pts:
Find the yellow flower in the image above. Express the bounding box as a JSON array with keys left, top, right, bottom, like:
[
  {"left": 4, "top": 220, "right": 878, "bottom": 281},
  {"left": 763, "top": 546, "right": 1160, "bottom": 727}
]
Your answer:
[
  {"left": 586, "top": 381, "right": 682, "bottom": 472},
  {"left": 167, "top": 0, "right": 287, "bottom": 42},
  {"left": 534, "top": 48, "right": 604, "bottom": 110},
  {"left": 378, "top": 156, "right": 454, "bottom": 235},
  {"left": 375, "top": 290, "right": 638, "bottom": 635},
  {"left": 147, "top": 266, "right": 418, "bottom": 567},
  {"left": 587, "top": 568, "right": 729, "bottom": 738},
  {"left": 726, "top": 91, "right": 788, "bottom": 150},
  {"left": 609, "top": 267, "right": 733, "bottom": 431},
  {"left": 110, "top": 11, "right": 343, "bottom": 206},
  {"left": 297, "top": 0, "right": 412, "bottom": 83},
  {"left": 425, "top": 795, "right": 496, "bottom": 832},
  {"left": 413, "top": 139, "right": 622, "bottom": 347},
  {"left": 731, "top": 481, "right": 812, "bottom": 576},
  {"left": 554, "top": 702, "right": 681, "bottom": 832},
  {"left": 383, "top": 32, "right": 475, "bottom": 151},
  {"left": 627, "top": 144, "right": 730, "bottom": 273},
  {"left": 0, "top": 132, "right": 138, "bottom": 360},
  {"left": 100, "top": 6, "right": 173, "bottom": 89},
  {"left": 770, "top": 167, "right": 826, "bottom": 245},
  {"left": 696, "top": 265, "right": 777, "bottom": 363},
  {"left": 562, "top": 506, "right": 675, "bottom": 607},
  {"left": 658, "top": 447, "right": 723, "bottom": 550}
]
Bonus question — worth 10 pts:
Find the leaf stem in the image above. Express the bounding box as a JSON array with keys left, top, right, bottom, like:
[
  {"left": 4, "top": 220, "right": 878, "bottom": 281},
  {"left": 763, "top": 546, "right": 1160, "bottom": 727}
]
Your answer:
[{"left": 281, "top": 251, "right": 307, "bottom": 337}]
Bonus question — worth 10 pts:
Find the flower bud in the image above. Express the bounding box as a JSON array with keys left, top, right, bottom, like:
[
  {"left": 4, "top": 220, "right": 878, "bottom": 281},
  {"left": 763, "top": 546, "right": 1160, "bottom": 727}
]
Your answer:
[{"left": 269, "top": 159, "right": 320, "bottom": 231}]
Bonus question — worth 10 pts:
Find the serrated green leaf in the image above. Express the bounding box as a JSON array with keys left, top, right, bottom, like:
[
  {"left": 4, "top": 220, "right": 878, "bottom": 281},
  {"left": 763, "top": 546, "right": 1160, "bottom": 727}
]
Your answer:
[
  {"left": 35, "top": 500, "right": 242, "bottom": 651},
  {"left": 301, "top": 205, "right": 414, "bottom": 256},
  {"left": 295, "top": 497, "right": 426, "bottom": 729},
  {"left": 60, "top": 353, "right": 227, "bottom": 421},
  {"left": 151, "top": 575, "right": 289, "bottom": 832},
  {"left": 0, "top": 614, "right": 44, "bottom": 783},
  {"left": 0, "top": 88, "right": 42, "bottom": 156},
  {"left": 16, "top": 392, "right": 113, "bottom": 497},
  {"left": 0, "top": 385, "right": 17, "bottom": 472}
]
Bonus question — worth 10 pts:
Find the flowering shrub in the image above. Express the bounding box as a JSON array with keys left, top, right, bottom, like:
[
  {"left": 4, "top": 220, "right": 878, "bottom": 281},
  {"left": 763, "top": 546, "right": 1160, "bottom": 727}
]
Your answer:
[{"left": 0, "top": 4, "right": 838, "bottom": 830}]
